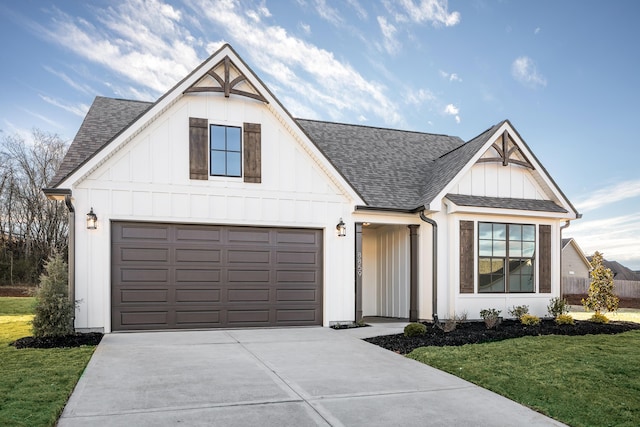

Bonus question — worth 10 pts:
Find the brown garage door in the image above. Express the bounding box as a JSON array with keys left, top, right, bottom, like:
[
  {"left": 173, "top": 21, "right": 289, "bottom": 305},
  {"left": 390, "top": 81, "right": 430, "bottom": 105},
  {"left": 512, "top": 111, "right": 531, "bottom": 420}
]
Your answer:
[{"left": 111, "top": 222, "right": 322, "bottom": 331}]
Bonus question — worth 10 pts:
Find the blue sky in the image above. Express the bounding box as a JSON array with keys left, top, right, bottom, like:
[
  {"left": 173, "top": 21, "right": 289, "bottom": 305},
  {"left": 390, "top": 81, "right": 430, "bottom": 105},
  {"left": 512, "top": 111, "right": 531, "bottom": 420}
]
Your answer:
[{"left": 1, "top": 0, "right": 639, "bottom": 270}]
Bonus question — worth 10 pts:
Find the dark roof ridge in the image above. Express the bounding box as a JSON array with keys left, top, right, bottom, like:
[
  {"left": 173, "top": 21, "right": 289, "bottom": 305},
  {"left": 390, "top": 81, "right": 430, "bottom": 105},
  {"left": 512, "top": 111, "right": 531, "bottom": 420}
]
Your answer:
[
  {"left": 93, "top": 95, "right": 153, "bottom": 105},
  {"left": 295, "top": 117, "right": 458, "bottom": 139}
]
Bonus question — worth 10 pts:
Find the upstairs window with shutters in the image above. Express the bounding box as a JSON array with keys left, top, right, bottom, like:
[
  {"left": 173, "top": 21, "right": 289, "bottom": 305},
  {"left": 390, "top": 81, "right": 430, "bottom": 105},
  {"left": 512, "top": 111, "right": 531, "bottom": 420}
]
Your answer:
[
  {"left": 189, "top": 118, "right": 261, "bottom": 183},
  {"left": 210, "top": 125, "right": 241, "bottom": 177}
]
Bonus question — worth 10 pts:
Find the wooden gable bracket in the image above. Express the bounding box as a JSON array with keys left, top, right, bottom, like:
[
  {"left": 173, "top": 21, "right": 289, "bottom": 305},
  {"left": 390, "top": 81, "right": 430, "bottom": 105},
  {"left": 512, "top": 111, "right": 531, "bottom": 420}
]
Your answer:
[
  {"left": 184, "top": 56, "right": 268, "bottom": 103},
  {"left": 477, "top": 129, "right": 535, "bottom": 169}
]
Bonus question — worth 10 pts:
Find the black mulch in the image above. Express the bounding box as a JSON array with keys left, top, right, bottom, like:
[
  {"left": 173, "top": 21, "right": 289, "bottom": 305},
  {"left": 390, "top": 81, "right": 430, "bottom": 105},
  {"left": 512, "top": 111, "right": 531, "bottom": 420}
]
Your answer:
[
  {"left": 364, "top": 319, "right": 640, "bottom": 355},
  {"left": 10, "top": 333, "right": 103, "bottom": 349}
]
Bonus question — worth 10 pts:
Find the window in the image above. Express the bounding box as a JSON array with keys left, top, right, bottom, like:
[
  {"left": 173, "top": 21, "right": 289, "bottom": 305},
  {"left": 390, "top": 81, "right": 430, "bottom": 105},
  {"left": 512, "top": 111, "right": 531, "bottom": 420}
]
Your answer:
[
  {"left": 478, "top": 222, "right": 535, "bottom": 293},
  {"left": 210, "top": 125, "right": 241, "bottom": 177}
]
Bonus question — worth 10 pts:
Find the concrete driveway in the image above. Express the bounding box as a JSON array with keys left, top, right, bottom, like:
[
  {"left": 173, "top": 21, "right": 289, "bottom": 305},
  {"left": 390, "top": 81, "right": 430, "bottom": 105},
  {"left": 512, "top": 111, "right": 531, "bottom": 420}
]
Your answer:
[{"left": 58, "top": 324, "right": 564, "bottom": 426}]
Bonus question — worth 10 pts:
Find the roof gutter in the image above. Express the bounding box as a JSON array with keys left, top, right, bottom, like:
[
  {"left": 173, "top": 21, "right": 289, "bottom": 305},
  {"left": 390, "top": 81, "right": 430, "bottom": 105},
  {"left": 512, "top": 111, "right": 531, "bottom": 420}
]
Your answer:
[
  {"left": 43, "top": 188, "right": 75, "bottom": 330},
  {"left": 419, "top": 210, "right": 439, "bottom": 324},
  {"left": 559, "top": 220, "right": 571, "bottom": 298}
]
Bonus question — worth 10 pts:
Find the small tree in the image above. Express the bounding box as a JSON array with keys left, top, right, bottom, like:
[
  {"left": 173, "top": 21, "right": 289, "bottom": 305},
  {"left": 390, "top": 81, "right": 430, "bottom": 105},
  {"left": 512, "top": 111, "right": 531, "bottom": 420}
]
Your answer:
[
  {"left": 582, "top": 251, "right": 619, "bottom": 315},
  {"left": 32, "top": 253, "right": 75, "bottom": 337}
]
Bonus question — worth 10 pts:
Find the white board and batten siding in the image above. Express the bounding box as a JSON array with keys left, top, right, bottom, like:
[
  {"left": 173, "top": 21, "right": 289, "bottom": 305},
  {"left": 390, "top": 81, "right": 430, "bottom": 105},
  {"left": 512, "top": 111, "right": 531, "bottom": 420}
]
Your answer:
[{"left": 71, "top": 94, "right": 357, "bottom": 332}]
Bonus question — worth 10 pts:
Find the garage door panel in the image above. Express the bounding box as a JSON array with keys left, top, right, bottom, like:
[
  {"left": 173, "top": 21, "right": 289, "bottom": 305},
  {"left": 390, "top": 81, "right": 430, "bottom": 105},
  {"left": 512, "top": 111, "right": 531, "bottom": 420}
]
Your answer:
[
  {"left": 112, "top": 222, "right": 322, "bottom": 330},
  {"left": 227, "top": 228, "right": 271, "bottom": 244},
  {"left": 176, "top": 248, "right": 221, "bottom": 263},
  {"left": 175, "top": 226, "right": 221, "bottom": 242},
  {"left": 276, "top": 251, "right": 317, "bottom": 265},
  {"left": 175, "top": 310, "right": 220, "bottom": 325},
  {"left": 227, "top": 249, "right": 271, "bottom": 264},
  {"left": 227, "top": 269, "right": 270, "bottom": 283},
  {"left": 175, "top": 269, "right": 220, "bottom": 283},
  {"left": 227, "top": 288, "right": 270, "bottom": 302},
  {"left": 119, "top": 247, "right": 169, "bottom": 262},
  {"left": 276, "top": 289, "right": 317, "bottom": 302},
  {"left": 119, "top": 289, "right": 168, "bottom": 303},
  {"left": 276, "top": 309, "right": 318, "bottom": 323},
  {"left": 227, "top": 310, "right": 270, "bottom": 324},
  {"left": 276, "top": 270, "right": 318, "bottom": 283},
  {"left": 175, "top": 289, "right": 221, "bottom": 303},
  {"left": 119, "top": 225, "right": 169, "bottom": 241},
  {"left": 120, "top": 268, "right": 169, "bottom": 282}
]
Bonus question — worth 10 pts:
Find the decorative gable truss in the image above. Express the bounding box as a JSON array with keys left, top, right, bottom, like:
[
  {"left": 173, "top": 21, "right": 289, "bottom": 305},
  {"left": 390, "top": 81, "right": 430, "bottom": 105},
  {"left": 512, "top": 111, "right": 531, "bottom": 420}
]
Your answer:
[
  {"left": 184, "top": 55, "right": 268, "bottom": 103},
  {"left": 186, "top": 55, "right": 264, "bottom": 183},
  {"left": 477, "top": 129, "right": 534, "bottom": 169}
]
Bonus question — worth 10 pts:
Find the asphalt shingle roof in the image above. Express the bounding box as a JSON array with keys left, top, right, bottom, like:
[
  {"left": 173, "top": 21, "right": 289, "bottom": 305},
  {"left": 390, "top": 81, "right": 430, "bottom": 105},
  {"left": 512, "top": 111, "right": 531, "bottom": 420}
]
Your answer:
[
  {"left": 445, "top": 193, "right": 568, "bottom": 213},
  {"left": 50, "top": 96, "right": 570, "bottom": 215},
  {"left": 296, "top": 119, "right": 464, "bottom": 210},
  {"left": 49, "top": 96, "right": 153, "bottom": 187}
]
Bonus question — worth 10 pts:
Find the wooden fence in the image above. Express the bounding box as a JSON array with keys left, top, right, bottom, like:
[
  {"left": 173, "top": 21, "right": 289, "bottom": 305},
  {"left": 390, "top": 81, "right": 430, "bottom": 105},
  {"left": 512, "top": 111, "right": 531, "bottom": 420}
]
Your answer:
[{"left": 562, "top": 276, "right": 640, "bottom": 299}]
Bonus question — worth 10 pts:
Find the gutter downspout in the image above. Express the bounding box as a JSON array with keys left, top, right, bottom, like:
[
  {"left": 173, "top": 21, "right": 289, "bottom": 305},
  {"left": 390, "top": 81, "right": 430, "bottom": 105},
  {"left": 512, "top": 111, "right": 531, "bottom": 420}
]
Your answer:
[
  {"left": 559, "top": 220, "right": 571, "bottom": 298},
  {"left": 64, "top": 195, "right": 76, "bottom": 328},
  {"left": 419, "top": 210, "right": 438, "bottom": 324}
]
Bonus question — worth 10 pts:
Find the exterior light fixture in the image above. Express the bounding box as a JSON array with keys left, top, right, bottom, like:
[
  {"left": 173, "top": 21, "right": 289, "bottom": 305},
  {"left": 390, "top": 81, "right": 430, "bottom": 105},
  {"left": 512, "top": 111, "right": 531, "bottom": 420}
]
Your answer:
[
  {"left": 336, "top": 218, "right": 346, "bottom": 237},
  {"left": 86, "top": 207, "right": 98, "bottom": 230}
]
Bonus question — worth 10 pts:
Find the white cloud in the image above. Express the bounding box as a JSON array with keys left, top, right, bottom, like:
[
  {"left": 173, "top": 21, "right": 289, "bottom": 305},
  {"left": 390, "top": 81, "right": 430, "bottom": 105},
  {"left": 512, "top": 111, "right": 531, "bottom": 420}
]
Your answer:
[
  {"left": 574, "top": 179, "right": 640, "bottom": 212},
  {"left": 38, "top": 95, "right": 89, "bottom": 117},
  {"left": 406, "top": 88, "right": 436, "bottom": 105},
  {"left": 377, "top": 16, "right": 400, "bottom": 54},
  {"left": 43, "top": 1, "right": 202, "bottom": 95},
  {"left": 511, "top": 56, "right": 547, "bottom": 88},
  {"left": 299, "top": 22, "right": 311, "bottom": 35},
  {"left": 193, "top": 0, "right": 403, "bottom": 126},
  {"left": 534, "top": 27, "right": 541, "bottom": 35},
  {"left": 386, "top": 0, "right": 460, "bottom": 27},
  {"left": 347, "top": 0, "right": 368, "bottom": 20},
  {"left": 565, "top": 212, "right": 640, "bottom": 270},
  {"left": 444, "top": 103, "right": 460, "bottom": 123},
  {"left": 439, "top": 70, "right": 462, "bottom": 82},
  {"left": 312, "top": 0, "right": 343, "bottom": 26},
  {"left": 43, "top": 66, "right": 95, "bottom": 95}
]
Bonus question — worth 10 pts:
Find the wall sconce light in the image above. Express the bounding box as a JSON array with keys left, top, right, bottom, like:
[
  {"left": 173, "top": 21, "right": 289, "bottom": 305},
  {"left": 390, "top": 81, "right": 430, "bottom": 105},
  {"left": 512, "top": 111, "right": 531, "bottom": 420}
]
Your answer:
[
  {"left": 336, "top": 218, "right": 346, "bottom": 237},
  {"left": 86, "top": 207, "right": 98, "bottom": 230}
]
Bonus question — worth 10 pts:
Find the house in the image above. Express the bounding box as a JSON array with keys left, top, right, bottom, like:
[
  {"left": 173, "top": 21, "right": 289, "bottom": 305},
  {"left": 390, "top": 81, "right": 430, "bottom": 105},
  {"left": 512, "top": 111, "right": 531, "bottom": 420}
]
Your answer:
[
  {"left": 44, "top": 44, "right": 580, "bottom": 332},
  {"left": 561, "top": 238, "right": 591, "bottom": 280}
]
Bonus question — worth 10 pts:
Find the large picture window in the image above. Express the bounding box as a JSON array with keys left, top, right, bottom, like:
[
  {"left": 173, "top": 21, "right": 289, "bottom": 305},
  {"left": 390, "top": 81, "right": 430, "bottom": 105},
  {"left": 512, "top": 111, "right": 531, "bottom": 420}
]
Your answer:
[
  {"left": 210, "top": 125, "right": 241, "bottom": 177},
  {"left": 478, "top": 222, "right": 535, "bottom": 293}
]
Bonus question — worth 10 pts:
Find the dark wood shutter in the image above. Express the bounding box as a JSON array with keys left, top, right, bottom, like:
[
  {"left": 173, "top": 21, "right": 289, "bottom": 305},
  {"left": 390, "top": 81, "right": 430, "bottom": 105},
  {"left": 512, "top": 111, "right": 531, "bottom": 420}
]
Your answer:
[
  {"left": 539, "top": 225, "right": 551, "bottom": 293},
  {"left": 189, "top": 118, "right": 208, "bottom": 180},
  {"left": 243, "top": 123, "right": 261, "bottom": 183},
  {"left": 460, "top": 220, "right": 475, "bottom": 294}
]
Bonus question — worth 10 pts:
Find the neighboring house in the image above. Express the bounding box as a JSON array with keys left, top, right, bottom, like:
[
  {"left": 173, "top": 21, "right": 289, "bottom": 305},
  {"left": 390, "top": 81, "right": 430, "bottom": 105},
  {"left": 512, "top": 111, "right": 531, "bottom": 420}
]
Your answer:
[
  {"left": 561, "top": 238, "right": 591, "bottom": 280},
  {"left": 586, "top": 256, "right": 640, "bottom": 281},
  {"left": 44, "top": 44, "right": 581, "bottom": 332}
]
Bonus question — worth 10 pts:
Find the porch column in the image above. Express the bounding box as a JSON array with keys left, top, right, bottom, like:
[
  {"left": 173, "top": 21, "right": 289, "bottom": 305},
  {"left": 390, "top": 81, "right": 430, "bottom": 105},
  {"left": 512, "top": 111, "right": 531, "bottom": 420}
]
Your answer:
[
  {"left": 408, "top": 224, "right": 419, "bottom": 322},
  {"left": 355, "top": 222, "right": 363, "bottom": 323}
]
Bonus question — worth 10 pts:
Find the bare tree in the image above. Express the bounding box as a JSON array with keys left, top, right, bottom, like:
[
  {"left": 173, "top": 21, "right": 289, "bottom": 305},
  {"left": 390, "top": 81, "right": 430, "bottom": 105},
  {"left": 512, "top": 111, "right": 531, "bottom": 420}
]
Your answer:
[{"left": 0, "top": 129, "right": 69, "bottom": 285}]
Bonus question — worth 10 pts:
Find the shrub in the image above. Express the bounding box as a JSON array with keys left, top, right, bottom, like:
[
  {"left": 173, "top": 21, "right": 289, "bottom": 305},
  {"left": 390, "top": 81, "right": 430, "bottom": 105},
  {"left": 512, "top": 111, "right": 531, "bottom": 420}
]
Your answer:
[
  {"left": 438, "top": 312, "right": 468, "bottom": 333},
  {"left": 582, "top": 251, "right": 619, "bottom": 315},
  {"left": 508, "top": 305, "right": 529, "bottom": 320},
  {"left": 555, "top": 314, "right": 574, "bottom": 325},
  {"left": 480, "top": 308, "right": 501, "bottom": 329},
  {"left": 31, "top": 253, "right": 75, "bottom": 337},
  {"left": 520, "top": 314, "right": 541, "bottom": 326},
  {"left": 547, "top": 297, "right": 569, "bottom": 317},
  {"left": 589, "top": 312, "right": 609, "bottom": 324},
  {"left": 404, "top": 322, "right": 427, "bottom": 337}
]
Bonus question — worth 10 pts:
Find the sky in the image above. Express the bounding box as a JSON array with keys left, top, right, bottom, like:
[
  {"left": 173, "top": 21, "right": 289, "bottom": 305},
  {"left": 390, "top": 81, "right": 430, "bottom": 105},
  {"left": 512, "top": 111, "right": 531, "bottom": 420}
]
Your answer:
[{"left": 1, "top": 0, "right": 639, "bottom": 270}]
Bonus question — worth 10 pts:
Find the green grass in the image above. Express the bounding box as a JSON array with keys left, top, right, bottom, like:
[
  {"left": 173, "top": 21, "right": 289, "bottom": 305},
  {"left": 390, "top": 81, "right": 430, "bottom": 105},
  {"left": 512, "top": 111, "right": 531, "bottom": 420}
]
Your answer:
[
  {"left": 408, "top": 331, "right": 640, "bottom": 427},
  {"left": 0, "top": 297, "right": 97, "bottom": 427}
]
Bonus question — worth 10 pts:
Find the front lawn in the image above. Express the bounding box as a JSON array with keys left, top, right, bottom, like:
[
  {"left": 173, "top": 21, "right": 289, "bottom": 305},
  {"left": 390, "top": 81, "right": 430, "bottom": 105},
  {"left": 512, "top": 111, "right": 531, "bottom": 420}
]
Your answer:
[
  {"left": 0, "top": 297, "right": 97, "bottom": 427},
  {"left": 408, "top": 331, "right": 640, "bottom": 427}
]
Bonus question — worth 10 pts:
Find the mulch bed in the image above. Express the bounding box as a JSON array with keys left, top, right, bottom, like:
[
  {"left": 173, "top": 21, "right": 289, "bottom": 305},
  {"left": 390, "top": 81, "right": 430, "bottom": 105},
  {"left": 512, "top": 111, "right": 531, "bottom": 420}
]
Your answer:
[
  {"left": 11, "top": 333, "right": 103, "bottom": 349},
  {"left": 365, "top": 319, "right": 640, "bottom": 355}
]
